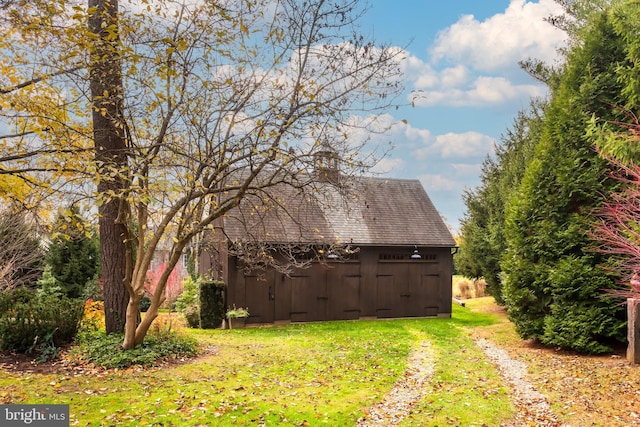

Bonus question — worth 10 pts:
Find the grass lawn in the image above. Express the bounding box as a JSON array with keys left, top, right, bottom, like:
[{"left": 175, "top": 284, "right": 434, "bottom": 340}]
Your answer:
[{"left": 0, "top": 304, "right": 515, "bottom": 426}]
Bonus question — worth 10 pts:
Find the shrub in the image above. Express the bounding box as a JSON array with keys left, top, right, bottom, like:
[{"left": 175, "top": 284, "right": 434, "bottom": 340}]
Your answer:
[
  {"left": 70, "top": 329, "right": 198, "bottom": 369},
  {"left": 182, "top": 304, "right": 200, "bottom": 328},
  {"left": 37, "top": 266, "right": 64, "bottom": 299},
  {"left": 456, "top": 280, "right": 472, "bottom": 299},
  {"left": 473, "top": 279, "right": 487, "bottom": 298},
  {"left": 139, "top": 295, "right": 151, "bottom": 312},
  {"left": 45, "top": 206, "right": 99, "bottom": 299},
  {"left": 81, "top": 299, "right": 105, "bottom": 331},
  {"left": 174, "top": 276, "right": 199, "bottom": 312},
  {"left": 82, "top": 273, "right": 103, "bottom": 301},
  {"left": 452, "top": 276, "right": 487, "bottom": 299},
  {"left": 0, "top": 289, "right": 84, "bottom": 355},
  {"left": 200, "top": 280, "right": 225, "bottom": 329}
]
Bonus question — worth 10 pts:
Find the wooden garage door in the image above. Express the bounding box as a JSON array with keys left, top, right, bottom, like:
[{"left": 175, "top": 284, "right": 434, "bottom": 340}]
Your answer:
[
  {"left": 376, "top": 261, "right": 440, "bottom": 318},
  {"left": 284, "top": 262, "right": 361, "bottom": 322},
  {"left": 327, "top": 263, "right": 361, "bottom": 320},
  {"left": 289, "top": 264, "right": 327, "bottom": 322},
  {"left": 243, "top": 271, "right": 276, "bottom": 324}
]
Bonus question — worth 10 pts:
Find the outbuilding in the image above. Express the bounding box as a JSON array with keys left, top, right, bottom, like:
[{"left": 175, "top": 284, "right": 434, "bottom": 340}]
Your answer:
[{"left": 199, "top": 170, "right": 456, "bottom": 325}]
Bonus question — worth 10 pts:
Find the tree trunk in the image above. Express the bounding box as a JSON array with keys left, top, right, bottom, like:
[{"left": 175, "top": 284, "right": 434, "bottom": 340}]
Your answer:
[
  {"left": 88, "top": 0, "right": 130, "bottom": 334},
  {"left": 132, "top": 303, "right": 159, "bottom": 349},
  {"left": 628, "top": 298, "right": 640, "bottom": 364},
  {"left": 123, "top": 295, "right": 146, "bottom": 349}
]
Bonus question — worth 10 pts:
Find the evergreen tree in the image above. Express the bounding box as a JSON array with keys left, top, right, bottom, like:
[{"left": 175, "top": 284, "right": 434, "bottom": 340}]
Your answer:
[
  {"left": 502, "top": 7, "right": 629, "bottom": 353},
  {"left": 457, "top": 102, "right": 543, "bottom": 304},
  {"left": 46, "top": 207, "right": 100, "bottom": 299}
]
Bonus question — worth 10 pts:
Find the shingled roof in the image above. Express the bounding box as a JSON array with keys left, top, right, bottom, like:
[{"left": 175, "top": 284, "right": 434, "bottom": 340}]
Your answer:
[{"left": 222, "top": 177, "right": 455, "bottom": 247}]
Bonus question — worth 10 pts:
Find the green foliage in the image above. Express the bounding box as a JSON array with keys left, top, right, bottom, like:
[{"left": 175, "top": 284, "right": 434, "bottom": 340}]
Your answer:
[
  {"left": 174, "top": 276, "right": 199, "bottom": 312},
  {"left": 45, "top": 207, "right": 100, "bottom": 299},
  {"left": 139, "top": 295, "right": 151, "bottom": 312},
  {"left": 175, "top": 276, "right": 202, "bottom": 328},
  {"left": 587, "top": 2, "right": 640, "bottom": 164},
  {"left": 71, "top": 329, "right": 198, "bottom": 369},
  {"left": 199, "top": 279, "right": 225, "bottom": 329},
  {"left": 185, "top": 249, "right": 198, "bottom": 281},
  {"left": 182, "top": 304, "right": 200, "bottom": 328},
  {"left": 226, "top": 304, "right": 249, "bottom": 318},
  {"left": 82, "top": 273, "right": 103, "bottom": 301},
  {"left": 457, "top": 103, "right": 543, "bottom": 304},
  {"left": 587, "top": 116, "right": 640, "bottom": 164},
  {"left": 36, "top": 265, "right": 64, "bottom": 299},
  {"left": 502, "top": 7, "right": 628, "bottom": 353},
  {"left": 542, "top": 256, "right": 625, "bottom": 353},
  {"left": 0, "top": 288, "right": 84, "bottom": 355}
]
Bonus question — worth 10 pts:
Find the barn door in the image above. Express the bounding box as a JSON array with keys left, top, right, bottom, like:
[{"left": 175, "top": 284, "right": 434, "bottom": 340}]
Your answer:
[
  {"left": 327, "top": 263, "right": 361, "bottom": 320},
  {"left": 377, "top": 261, "right": 439, "bottom": 318},
  {"left": 289, "top": 264, "right": 327, "bottom": 322},
  {"left": 243, "top": 271, "right": 275, "bottom": 324},
  {"left": 376, "top": 262, "right": 408, "bottom": 317},
  {"left": 419, "top": 273, "right": 440, "bottom": 316}
]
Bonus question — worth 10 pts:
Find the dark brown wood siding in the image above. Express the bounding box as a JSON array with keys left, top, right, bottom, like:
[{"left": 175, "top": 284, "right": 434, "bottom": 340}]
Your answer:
[{"left": 223, "top": 245, "right": 452, "bottom": 324}]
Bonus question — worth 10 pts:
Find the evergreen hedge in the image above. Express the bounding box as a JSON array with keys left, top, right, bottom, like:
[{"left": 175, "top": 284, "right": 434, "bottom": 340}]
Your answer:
[
  {"left": 199, "top": 280, "right": 225, "bottom": 329},
  {"left": 0, "top": 288, "right": 84, "bottom": 355},
  {"left": 502, "top": 9, "right": 628, "bottom": 353}
]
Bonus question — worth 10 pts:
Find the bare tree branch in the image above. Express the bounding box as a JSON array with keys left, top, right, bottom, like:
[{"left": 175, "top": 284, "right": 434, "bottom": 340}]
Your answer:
[{"left": 0, "top": 65, "right": 84, "bottom": 95}]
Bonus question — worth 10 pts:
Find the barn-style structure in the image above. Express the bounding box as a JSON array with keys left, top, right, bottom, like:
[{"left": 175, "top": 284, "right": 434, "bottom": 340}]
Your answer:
[{"left": 199, "top": 170, "right": 456, "bottom": 325}]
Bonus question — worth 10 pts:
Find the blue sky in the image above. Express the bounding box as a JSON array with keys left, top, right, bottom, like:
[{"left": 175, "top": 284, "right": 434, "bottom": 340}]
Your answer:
[{"left": 356, "top": 0, "right": 568, "bottom": 232}]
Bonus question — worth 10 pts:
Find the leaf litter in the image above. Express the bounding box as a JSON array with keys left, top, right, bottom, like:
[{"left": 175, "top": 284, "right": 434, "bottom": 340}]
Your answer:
[{"left": 356, "top": 339, "right": 435, "bottom": 426}]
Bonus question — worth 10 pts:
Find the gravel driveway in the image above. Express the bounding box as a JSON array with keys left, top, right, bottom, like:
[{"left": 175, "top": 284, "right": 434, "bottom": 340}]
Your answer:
[{"left": 356, "top": 335, "right": 568, "bottom": 426}]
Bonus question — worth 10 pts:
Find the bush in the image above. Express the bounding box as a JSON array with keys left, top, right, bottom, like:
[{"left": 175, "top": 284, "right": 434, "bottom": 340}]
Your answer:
[
  {"left": 81, "top": 299, "right": 105, "bottom": 331},
  {"left": 139, "top": 295, "right": 151, "bottom": 312},
  {"left": 82, "top": 273, "right": 103, "bottom": 301},
  {"left": 200, "top": 280, "right": 225, "bottom": 329},
  {"left": 452, "top": 276, "right": 487, "bottom": 299},
  {"left": 45, "top": 206, "right": 100, "bottom": 299},
  {"left": 37, "top": 266, "right": 64, "bottom": 299},
  {"left": 70, "top": 329, "right": 198, "bottom": 369},
  {"left": 182, "top": 304, "right": 200, "bottom": 328},
  {"left": 175, "top": 276, "right": 199, "bottom": 312},
  {"left": 0, "top": 289, "right": 84, "bottom": 356}
]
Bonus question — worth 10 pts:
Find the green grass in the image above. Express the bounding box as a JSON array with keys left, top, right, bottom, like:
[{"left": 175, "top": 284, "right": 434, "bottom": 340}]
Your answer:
[{"left": 0, "top": 305, "right": 515, "bottom": 426}]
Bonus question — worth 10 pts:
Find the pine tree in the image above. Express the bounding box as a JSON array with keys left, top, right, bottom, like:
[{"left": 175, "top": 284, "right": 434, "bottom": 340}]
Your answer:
[
  {"left": 502, "top": 8, "right": 629, "bottom": 353},
  {"left": 46, "top": 207, "right": 99, "bottom": 299}
]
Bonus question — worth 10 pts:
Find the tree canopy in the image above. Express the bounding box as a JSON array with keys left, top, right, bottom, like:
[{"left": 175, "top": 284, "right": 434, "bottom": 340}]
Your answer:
[{"left": 458, "top": 0, "right": 640, "bottom": 353}]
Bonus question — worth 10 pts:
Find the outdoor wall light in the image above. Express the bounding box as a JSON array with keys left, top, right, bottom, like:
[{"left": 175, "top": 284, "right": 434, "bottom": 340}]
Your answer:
[
  {"left": 327, "top": 252, "right": 339, "bottom": 260},
  {"left": 411, "top": 246, "right": 422, "bottom": 260}
]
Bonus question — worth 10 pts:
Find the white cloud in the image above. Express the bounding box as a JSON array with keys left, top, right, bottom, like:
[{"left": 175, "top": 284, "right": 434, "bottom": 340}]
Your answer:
[
  {"left": 440, "top": 65, "right": 470, "bottom": 88},
  {"left": 403, "top": 124, "right": 432, "bottom": 143},
  {"left": 411, "top": 75, "right": 546, "bottom": 107},
  {"left": 418, "top": 174, "right": 459, "bottom": 192},
  {"left": 430, "top": 0, "right": 566, "bottom": 72},
  {"left": 402, "top": 54, "right": 439, "bottom": 88},
  {"left": 371, "top": 157, "right": 405, "bottom": 174},
  {"left": 450, "top": 163, "right": 483, "bottom": 176},
  {"left": 415, "top": 131, "right": 496, "bottom": 159}
]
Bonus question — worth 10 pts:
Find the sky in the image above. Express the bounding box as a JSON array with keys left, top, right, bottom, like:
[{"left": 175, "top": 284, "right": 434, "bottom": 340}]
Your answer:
[{"left": 356, "top": 0, "right": 568, "bottom": 233}]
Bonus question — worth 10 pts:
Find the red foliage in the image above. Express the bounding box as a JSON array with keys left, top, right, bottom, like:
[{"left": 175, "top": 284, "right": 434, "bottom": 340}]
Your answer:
[
  {"left": 145, "top": 256, "right": 186, "bottom": 306},
  {"left": 592, "top": 158, "right": 640, "bottom": 298}
]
